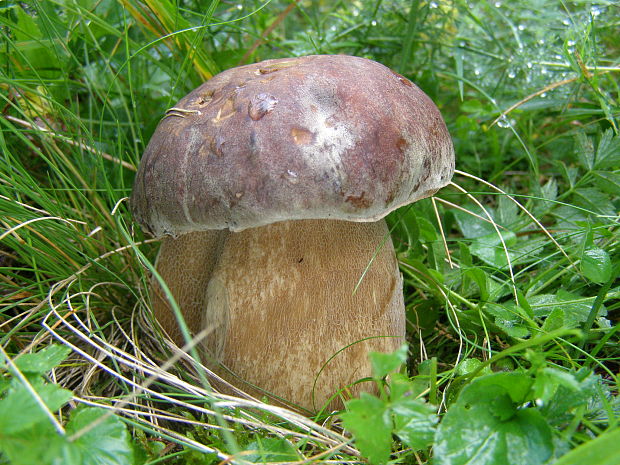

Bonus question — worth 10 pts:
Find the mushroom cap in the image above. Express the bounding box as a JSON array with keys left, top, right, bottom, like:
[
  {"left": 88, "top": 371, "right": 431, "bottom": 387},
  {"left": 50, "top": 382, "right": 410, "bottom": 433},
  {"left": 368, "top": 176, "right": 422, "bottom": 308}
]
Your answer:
[{"left": 131, "top": 55, "right": 454, "bottom": 235}]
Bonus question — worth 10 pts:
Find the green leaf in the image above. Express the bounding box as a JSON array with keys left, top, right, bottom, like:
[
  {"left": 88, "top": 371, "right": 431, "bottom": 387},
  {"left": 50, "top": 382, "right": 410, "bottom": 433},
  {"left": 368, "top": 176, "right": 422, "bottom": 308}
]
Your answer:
[
  {"left": 538, "top": 371, "right": 601, "bottom": 425},
  {"left": 464, "top": 372, "right": 533, "bottom": 404},
  {"left": 369, "top": 344, "right": 408, "bottom": 379},
  {"left": 464, "top": 267, "right": 489, "bottom": 301},
  {"left": 388, "top": 374, "right": 438, "bottom": 449},
  {"left": 592, "top": 171, "right": 620, "bottom": 196},
  {"left": 536, "top": 177, "right": 558, "bottom": 213},
  {"left": 485, "top": 303, "right": 530, "bottom": 338},
  {"left": 243, "top": 437, "right": 301, "bottom": 463},
  {"left": 594, "top": 129, "right": 620, "bottom": 170},
  {"left": 455, "top": 358, "right": 491, "bottom": 377},
  {"left": 530, "top": 291, "right": 607, "bottom": 329},
  {"left": 554, "top": 427, "right": 620, "bottom": 465},
  {"left": 392, "top": 397, "right": 438, "bottom": 450},
  {"left": 14, "top": 5, "right": 44, "bottom": 41},
  {"left": 454, "top": 208, "right": 496, "bottom": 239},
  {"left": 434, "top": 376, "right": 554, "bottom": 465},
  {"left": 575, "top": 131, "right": 595, "bottom": 170},
  {"left": 0, "top": 421, "right": 65, "bottom": 465},
  {"left": 497, "top": 194, "right": 518, "bottom": 227},
  {"left": 581, "top": 247, "right": 612, "bottom": 283},
  {"left": 13, "top": 345, "right": 71, "bottom": 374},
  {"left": 573, "top": 188, "right": 616, "bottom": 217},
  {"left": 341, "top": 394, "right": 392, "bottom": 465},
  {"left": 541, "top": 307, "right": 565, "bottom": 332},
  {"left": 0, "top": 379, "right": 72, "bottom": 434},
  {"left": 470, "top": 231, "right": 517, "bottom": 269},
  {"left": 62, "top": 408, "right": 133, "bottom": 465}
]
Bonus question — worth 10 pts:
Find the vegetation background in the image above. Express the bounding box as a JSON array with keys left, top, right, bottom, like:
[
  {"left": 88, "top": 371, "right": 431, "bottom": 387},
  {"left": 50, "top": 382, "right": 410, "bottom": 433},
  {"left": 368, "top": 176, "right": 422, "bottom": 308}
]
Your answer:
[{"left": 0, "top": 0, "right": 618, "bottom": 464}]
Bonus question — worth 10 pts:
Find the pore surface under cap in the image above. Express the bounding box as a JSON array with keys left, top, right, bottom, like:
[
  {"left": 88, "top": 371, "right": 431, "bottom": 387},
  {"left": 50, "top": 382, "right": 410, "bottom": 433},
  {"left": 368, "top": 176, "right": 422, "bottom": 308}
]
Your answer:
[{"left": 131, "top": 55, "right": 455, "bottom": 236}]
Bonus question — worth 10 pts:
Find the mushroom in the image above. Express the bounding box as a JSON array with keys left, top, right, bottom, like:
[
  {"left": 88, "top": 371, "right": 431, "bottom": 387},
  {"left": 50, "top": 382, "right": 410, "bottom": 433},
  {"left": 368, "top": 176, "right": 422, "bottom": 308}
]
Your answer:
[{"left": 131, "top": 55, "right": 454, "bottom": 412}]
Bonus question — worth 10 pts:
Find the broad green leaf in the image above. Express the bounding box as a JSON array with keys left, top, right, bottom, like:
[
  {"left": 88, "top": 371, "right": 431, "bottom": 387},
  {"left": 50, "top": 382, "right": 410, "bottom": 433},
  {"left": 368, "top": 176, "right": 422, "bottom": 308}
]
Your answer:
[
  {"left": 388, "top": 375, "right": 438, "bottom": 449},
  {"left": 529, "top": 291, "right": 607, "bottom": 329},
  {"left": 434, "top": 379, "right": 554, "bottom": 465},
  {"left": 0, "top": 379, "right": 72, "bottom": 434},
  {"left": 532, "top": 367, "right": 581, "bottom": 405},
  {"left": 0, "top": 421, "right": 64, "bottom": 465},
  {"left": 470, "top": 230, "right": 516, "bottom": 269},
  {"left": 484, "top": 303, "right": 530, "bottom": 338},
  {"left": 464, "top": 267, "right": 489, "bottom": 301},
  {"left": 497, "top": 194, "right": 518, "bottom": 227},
  {"left": 369, "top": 344, "right": 408, "bottom": 379},
  {"left": 454, "top": 208, "right": 496, "bottom": 239},
  {"left": 392, "top": 397, "right": 438, "bottom": 450},
  {"left": 417, "top": 216, "right": 439, "bottom": 242},
  {"left": 592, "top": 171, "right": 620, "bottom": 195},
  {"left": 13, "top": 345, "right": 71, "bottom": 374},
  {"left": 62, "top": 408, "right": 133, "bottom": 465},
  {"left": 581, "top": 247, "right": 612, "bottom": 283},
  {"left": 573, "top": 188, "right": 616, "bottom": 217},
  {"left": 455, "top": 358, "right": 490, "bottom": 377},
  {"left": 594, "top": 128, "right": 620, "bottom": 170},
  {"left": 341, "top": 393, "right": 392, "bottom": 465},
  {"left": 541, "top": 307, "right": 565, "bottom": 332},
  {"left": 464, "top": 372, "right": 533, "bottom": 404},
  {"left": 554, "top": 427, "right": 620, "bottom": 465},
  {"left": 575, "top": 131, "right": 595, "bottom": 170},
  {"left": 537, "top": 177, "right": 558, "bottom": 213},
  {"left": 538, "top": 371, "right": 601, "bottom": 425},
  {"left": 14, "top": 6, "right": 43, "bottom": 41},
  {"left": 244, "top": 437, "right": 301, "bottom": 463}
]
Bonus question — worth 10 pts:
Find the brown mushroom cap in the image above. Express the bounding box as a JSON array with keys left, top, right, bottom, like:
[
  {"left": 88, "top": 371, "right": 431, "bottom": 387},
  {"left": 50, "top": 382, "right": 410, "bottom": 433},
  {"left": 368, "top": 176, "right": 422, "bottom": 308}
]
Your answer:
[{"left": 131, "top": 55, "right": 454, "bottom": 236}]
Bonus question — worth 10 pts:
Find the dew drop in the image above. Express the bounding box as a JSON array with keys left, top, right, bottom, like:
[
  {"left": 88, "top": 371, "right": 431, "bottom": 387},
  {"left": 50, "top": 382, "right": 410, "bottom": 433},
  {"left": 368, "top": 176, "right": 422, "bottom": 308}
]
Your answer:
[
  {"left": 526, "top": 62, "right": 533, "bottom": 69},
  {"left": 540, "top": 92, "right": 547, "bottom": 98},
  {"left": 494, "top": 1, "right": 501, "bottom": 7},
  {"left": 518, "top": 24, "right": 525, "bottom": 31},
  {"left": 430, "top": 1, "right": 438, "bottom": 8},
  {"left": 371, "top": 19, "right": 377, "bottom": 26},
  {"left": 474, "top": 68, "right": 481, "bottom": 76},
  {"left": 497, "top": 117, "right": 510, "bottom": 128},
  {"left": 508, "top": 70, "right": 516, "bottom": 79},
  {"left": 286, "top": 170, "right": 299, "bottom": 183},
  {"left": 236, "top": 4, "right": 242, "bottom": 10},
  {"left": 248, "top": 93, "right": 278, "bottom": 121}
]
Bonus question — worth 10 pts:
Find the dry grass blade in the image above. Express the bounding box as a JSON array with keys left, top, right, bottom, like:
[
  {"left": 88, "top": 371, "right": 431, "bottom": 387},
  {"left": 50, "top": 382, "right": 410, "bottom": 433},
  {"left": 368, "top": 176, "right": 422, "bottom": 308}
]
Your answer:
[
  {"left": 34, "top": 239, "right": 361, "bottom": 461},
  {"left": 432, "top": 196, "right": 453, "bottom": 268}
]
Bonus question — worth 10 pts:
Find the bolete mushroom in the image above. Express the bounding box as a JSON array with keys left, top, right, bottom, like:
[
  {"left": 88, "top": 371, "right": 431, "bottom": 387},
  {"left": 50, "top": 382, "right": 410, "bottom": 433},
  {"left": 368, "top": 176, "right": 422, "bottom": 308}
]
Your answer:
[{"left": 131, "top": 55, "right": 454, "bottom": 412}]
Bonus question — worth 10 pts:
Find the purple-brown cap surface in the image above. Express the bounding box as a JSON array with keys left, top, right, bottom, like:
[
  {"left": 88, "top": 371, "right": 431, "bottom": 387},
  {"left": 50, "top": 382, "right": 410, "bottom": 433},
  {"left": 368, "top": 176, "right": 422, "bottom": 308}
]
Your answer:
[{"left": 131, "top": 55, "right": 454, "bottom": 236}]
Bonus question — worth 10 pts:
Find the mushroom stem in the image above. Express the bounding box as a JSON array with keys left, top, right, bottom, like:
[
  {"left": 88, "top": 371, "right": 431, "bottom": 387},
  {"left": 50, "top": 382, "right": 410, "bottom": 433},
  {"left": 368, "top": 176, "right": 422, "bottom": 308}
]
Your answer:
[
  {"left": 153, "top": 219, "right": 405, "bottom": 412},
  {"left": 152, "top": 230, "right": 228, "bottom": 344}
]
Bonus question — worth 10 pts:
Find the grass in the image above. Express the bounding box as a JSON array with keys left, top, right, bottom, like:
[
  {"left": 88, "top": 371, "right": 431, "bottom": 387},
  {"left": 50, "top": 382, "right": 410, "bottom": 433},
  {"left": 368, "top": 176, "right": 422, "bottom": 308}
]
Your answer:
[{"left": 1, "top": 0, "right": 618, "bottom": 464}]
